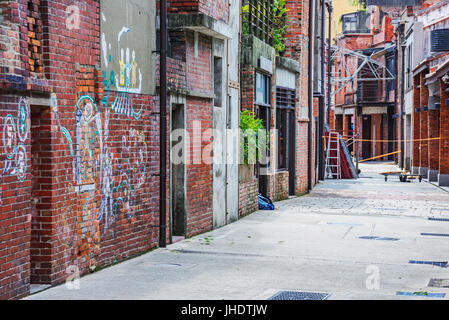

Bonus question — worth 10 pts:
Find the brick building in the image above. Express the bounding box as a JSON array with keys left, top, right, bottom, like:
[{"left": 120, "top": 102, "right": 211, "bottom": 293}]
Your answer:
[
  {"left": 0, "top": 0, "right": 321, "bottom": 300},
  {"left": 238, "top": 0, "right": 315, "bottom": 218},
  {"left": 398, "top": 0, "right": 449, "bottom": 184},
  {"left": 332, "top": 6, "right": 398, "bottom": 161}
]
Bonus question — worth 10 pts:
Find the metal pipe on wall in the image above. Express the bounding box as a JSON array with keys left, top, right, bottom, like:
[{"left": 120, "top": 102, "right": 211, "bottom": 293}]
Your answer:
[
  {"left": 308, "top": 0, "right": 316, "bottom": 190},
  {"left": 326, "top": 1, "right": 332, "bottom": 126},
  {"left": 400, "top": 25, "right": 406, "bottom": 169},
  {"left": 159, "top": 0, "right": 168, "bottom": 248},
  {"left": 318, "top": 0, "right": 326, "bottom": 181}
]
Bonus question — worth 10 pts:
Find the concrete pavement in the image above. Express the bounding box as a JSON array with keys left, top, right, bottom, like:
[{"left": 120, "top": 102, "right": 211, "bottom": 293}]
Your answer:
[{"left": 26, "top": 162, "right": 449, "bottom": 300}]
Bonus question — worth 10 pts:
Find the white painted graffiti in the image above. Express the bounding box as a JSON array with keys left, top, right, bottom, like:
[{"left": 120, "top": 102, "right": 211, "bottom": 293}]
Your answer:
[{"left": 2, "top": 98, "right": 30, "bottom": 183}]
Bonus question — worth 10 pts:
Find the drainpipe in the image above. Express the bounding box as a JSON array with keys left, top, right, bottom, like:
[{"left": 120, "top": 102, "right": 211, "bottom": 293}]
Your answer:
[
  {"left": 400, "top": 25, "right": 406, "bottom": 170},
  {"left": 318, "top": 0, "right": 326, "bottom": 181},
  {"left": 159, "top": 0, "right": 168, "bottom": 248},
  {"left": 308, "top": 0, "right": 316, "bottom": 190},
  {"left": 326, "top": 1, "right": 332, "bottom": 125}
]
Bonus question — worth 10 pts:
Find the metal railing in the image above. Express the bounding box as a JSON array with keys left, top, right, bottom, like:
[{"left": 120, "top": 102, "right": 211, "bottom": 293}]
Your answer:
[{"left": 242, "top": 0, "right": 274, "bottom": 46}]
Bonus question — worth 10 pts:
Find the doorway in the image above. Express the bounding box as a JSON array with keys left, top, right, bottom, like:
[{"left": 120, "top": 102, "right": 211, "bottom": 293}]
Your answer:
[
  {"left": 171, "top": 104, "right": 186, "bottom": 237},
  {"left": 362, "top": 115, "right": 371, "bottom": 159},
  {"left": 287, "top": 110, "right": 296, "bottom": 196}
]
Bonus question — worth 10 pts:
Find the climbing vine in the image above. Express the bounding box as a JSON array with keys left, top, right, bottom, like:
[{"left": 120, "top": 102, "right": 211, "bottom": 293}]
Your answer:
[
  {"left": 242, "top": 0, "right": 288, "bottom": 55},
  {"left": 240, "top": 110, "right": 269, "bottom": 165}
]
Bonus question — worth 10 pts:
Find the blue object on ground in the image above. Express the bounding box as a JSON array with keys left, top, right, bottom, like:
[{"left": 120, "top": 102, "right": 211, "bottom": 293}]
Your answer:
[{"left": 258, "top": 194, "right": 275, "bottom": 210}]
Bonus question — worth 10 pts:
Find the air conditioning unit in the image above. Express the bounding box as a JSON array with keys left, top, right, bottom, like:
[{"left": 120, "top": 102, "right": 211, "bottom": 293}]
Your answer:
[{"left": 431, "top": 29, "right": 449, "bottom": 52}]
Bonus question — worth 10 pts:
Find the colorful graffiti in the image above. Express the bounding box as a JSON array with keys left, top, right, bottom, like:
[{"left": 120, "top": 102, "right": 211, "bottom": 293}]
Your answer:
[
  {"left": 2, "top": 98, "right": 30, "bottom": 183},
  {"left": 101, "top": 14, "right": 144, "bottom": 119}
]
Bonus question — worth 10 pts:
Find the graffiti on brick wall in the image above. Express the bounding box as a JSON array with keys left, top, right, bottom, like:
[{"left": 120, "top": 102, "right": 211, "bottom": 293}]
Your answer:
[
  {"left": 76, "top": 95, "right": 103, "bottom": 185},
  {"left": 101, "top": 11, "right": 144, "bottom": 119},
  {"left": 2, "top": 98, "right": 30, "bottom": 184},
  {"left": 74, "top": 92, "right": 147, "bottom": 231}
]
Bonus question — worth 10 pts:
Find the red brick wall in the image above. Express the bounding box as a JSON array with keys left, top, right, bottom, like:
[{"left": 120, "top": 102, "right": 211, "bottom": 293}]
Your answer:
[
  {"left": 283, "top": 0, "right": 311, "bottom": 194},
  {"left": 239, "top": 180, "right": 258, "bottom": 217},
  {"left": 439, "top": 79, "right": 449, "bottom": 174},
  {"left": 0, "top": 96, "right": 32, "bottom": 300},
  {"left": 296, "top": 122, "right": 309, "bottom": 195},
  {"left": 275, "top": 171, "right": 289, "bottom": 201},
  {"left": 183, "top": 31, "right": 213, "bottom": 238},
  {"left": 420, "top": 72, "right": 429, "bottom": 169},
  {"left": 428, "top": 109, "right": 439, "bottom": 171},
  {"left": 412, "top": 75, "right": 421, "bottom": 168},
  {"left": 168, "top": 0, "right": 229, "bottom": 23},
  {"left": 185, "top": 97, "right": 213, "bottom": 237},
  {"left": 0, "top": 0, "right": 168, "bottom": 299}
]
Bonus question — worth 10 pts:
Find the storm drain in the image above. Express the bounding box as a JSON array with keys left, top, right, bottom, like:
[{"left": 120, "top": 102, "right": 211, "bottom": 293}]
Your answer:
[
  {"left": 409, "top": 260, "right": 448, "bottom": 268},
  {"left": 428, "top": 218, "right": 449, "bottom": 222},
  {"left": 421, "top": 233, "right": 449, "bottom": 237},
  {"left": 428, "top": 279, "right": 449, "bottom": 288},
  {"left": 359, "top": 236, "right": 399, "bottom": 241},
  {"left": 396, "top": 291, "right": 445, "bottom": 298},
  {"left": 268, "top": 291, "right": 331, "bottom": 300}
]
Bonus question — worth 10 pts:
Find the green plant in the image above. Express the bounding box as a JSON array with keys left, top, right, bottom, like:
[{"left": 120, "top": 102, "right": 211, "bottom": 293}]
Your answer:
[
  {"left": 272, "top": 0, "right": 287, "bottom": 54},
  {"left": 242, "top": 1, "right": 288, "bottom": 55},
  {"left": 240, "top": 110, "right": 268, "bottom": 165}
]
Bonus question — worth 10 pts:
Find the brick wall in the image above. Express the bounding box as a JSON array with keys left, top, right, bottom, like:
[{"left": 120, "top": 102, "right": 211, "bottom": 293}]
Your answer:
[
  {"left": 412, "top": 75, "right": 421, "bottom": 169},
  {"left": 0, "top": 95, "right": 32, "bottom": 300},
  {"left": 239, "top": 180, "right": 258, "bottom": 217},
  {"left": 275, "top": 171, "right": 289, "bottom": 201},
  {"left": 440, "top": 79, "right": 449, "bottom": 175},
  {"left": 420, "top": 72, "right": 429, "bottom": 169},
  {"left": 283, "top": 0, "right": 311, "bottom": 195},
  {"left": 168, "top": 0, "right": 229, "bottom": 23},
  {"left": 428, "top": 109, "right": 439, "bottom": 171},
  {"left": 0, "top": 0, "right": 166, "bottom": 299}
]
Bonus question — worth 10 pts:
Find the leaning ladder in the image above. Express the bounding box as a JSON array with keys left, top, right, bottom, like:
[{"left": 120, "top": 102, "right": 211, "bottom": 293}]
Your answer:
[{"left": 325, "top": 131, "right": 342, "bottom": 179}]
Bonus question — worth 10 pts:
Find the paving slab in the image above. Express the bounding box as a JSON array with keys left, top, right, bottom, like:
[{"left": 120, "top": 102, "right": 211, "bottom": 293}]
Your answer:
[{"left": 25, "top": 162, "right": 449, "bottom": 300}]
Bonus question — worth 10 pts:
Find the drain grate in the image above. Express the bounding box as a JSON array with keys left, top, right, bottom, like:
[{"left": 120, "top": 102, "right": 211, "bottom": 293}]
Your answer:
[
  {"left": 428, "top": 279, "right": 449, "bottom": 288},
  {"left": 428, "top": 218, "right": 449, "bottom": 222},
  {"left": 421, "top": 233, "right": 449, "bottom": 237},
  {"left": 359, "top": 236, "right": 399, "bottom": 241},
  {"left": 268, "top": 291, "right": 331, "bottom": 300},
  {"left": 409, "top": 260, "right": 448, "bottom": 268},
  {"left": 396, "top": 291, "right": 445, "bottom": 298}
]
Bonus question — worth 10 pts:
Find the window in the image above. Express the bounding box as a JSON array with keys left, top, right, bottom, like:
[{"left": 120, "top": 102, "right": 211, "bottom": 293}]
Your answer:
[
  {"left": 255, "top": 72, "right": 271, "bottom": 173},
  {"left": 406, "top": 45, "right": 413, "bottom": 90},
  {"left": 256, "top": 72, "right": 270, "bottom": 106},
  {"left": 276, "top": 87, "right": 295, "bottom": 170},
  {"left": 214, "top": 57, "right": 223, "bottom": 107}
]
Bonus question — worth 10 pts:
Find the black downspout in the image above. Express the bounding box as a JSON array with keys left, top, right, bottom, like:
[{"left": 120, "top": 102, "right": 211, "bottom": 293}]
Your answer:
[
  {"left": 159, "top": 0, "right": 167, "bottom": 248},
  {"left": 327, "top": 1, "right": 332, "bottom": 125},
  {"left": 318, "top": 0, "right": 326, "bottom": 181},
  {"left": 308, "top": 0, "right": 316, "bottom": 190},
  {"left": 400, "top": 26, "right": 406, "bottom": 169}
]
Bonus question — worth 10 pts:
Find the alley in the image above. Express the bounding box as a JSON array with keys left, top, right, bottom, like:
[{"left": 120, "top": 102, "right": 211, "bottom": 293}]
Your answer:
[{"left": 26, "top": 162, "right": 449, "bottom": 300}]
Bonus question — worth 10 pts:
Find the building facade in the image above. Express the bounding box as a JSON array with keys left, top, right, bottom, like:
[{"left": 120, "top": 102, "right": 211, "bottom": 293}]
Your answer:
[{"left": 0, "top": 0, "right": 322, "bottom": 299}]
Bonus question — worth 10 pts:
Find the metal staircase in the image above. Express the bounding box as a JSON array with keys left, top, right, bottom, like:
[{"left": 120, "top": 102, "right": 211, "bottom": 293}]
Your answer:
[{"left": 325, "top": 131, "right": 342, "bottom": 179}]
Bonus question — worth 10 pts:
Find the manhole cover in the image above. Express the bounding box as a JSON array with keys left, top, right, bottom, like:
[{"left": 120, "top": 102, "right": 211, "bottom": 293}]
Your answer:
[
  {"left": 429, "top": 279, "right": 449, "bottom": 288},
  {"left": 359, "top": 236, "right": 399, "bottom": 241},
  {"left": 268, "top": 291, "right": 330, "bottom": 300},
  {"left": 396, "top": 291, "right": 445, "bottom": 298},
  {"left": 409, "top": 260, "right": 448, "bottom": 268}
]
